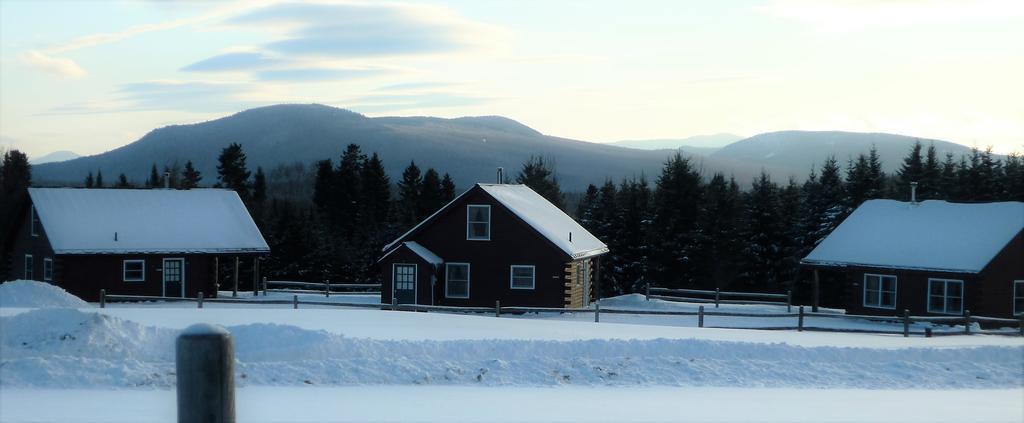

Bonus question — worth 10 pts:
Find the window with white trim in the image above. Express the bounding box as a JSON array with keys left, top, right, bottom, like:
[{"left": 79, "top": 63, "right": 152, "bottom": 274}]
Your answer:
[
  {"left": 30, "top": 205, "right": 40, "bottom": 237},
  {"left": 466, "top": 205, "right": 490, "bottom": 240},
  {"left": 123, "top": 260, "right": 145, "bottom": 282},
  {"left": 510, "top": 265, "right": 535, "bottom": 290},
  {"left": 393, "top": 264, "right": 416, "bottom": 291},
  {"left": 1014, "top": 281, "right": 1024, "bottom": 316},
  {"left": 446, "top": 263, "right": 470, "bottom": 298},
  {"left": 927, "top": 278, "right": 963, "bottom": 315},
  {"left": 24, "top": 254, "right": 33, "bottom": 280},
  {"left": 863, "top": 274, "right": 896, "bottom": 309},
  {"left": 43, "top": 258, "right": 53, "bottom": 281}
]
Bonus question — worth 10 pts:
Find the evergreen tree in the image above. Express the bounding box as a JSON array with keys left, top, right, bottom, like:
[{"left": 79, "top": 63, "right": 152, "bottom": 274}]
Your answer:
[
  {"left": 939, "top": 153, "right": 959, "bottom": 199},
  {"left": 0, "top": 149, "right": 31, "bottom": 280},
  {"left": 252, "top": 167, "right": 267, "bottom": 206},
  {"left": 359, "top": 153, "right": 391, "bottom": 227},
  {"left": 738, "top": 171, "right": 784, "bottom": 291},
  {"left": 336, "top": 144, "right": 366, "bottom": 230},
  {"left": 216, "top": 143, "right": 251, "bottom": 201},
  {"left": 515, "top": 156, "right": 565, "bottom": 209},
  {"left": 1003, "top": 153, "right": 1024, "bottom": 201},
  {"left": 396, "top": 161, "right": 423, "bottom": 228},
  {"left": 576, "top": 184, "right": 599, "bottom": 225},
  {"left": 116, "top": 173, "right": 131, "bottom": 188},
  {"left": 312, "top": 159, "right": 336, "bottom": 213},
  {"left": 896, "top": 141, "right": 924, "bottom": 199},
  {"left": 693, "top": 173, "right": 743, "bottom": 290},
  {"left": 649, "top": 153, "right": 703, "bottom": 287},
  {"left": 95, "top": 170, "right": 103, "bottom": 188},
  {"left": 163, "top": 164, "right": 180, "bottom": 190},
  {"left": 419, "top": 168, "right": 444, "bottom": 217},
  {"left": 612, "top": 176, "right": 652, "bottom": 294},
  {"left": 440, "top": 173, "right": 456, "bottom": 203},
  {"left": 971, "top": 147, "right": 1003, "bottom": 201},
  {"left": 181, "top": 161, "right": 202, "bottom": 189},
  {"left": 84, "top": 171, "right": 94, "bottom": 188},
  {"left": 146, "top": 163, "right": 161, "bottom": 188},
  {"left": 921, "top": 144, "right": 941, "bottom": 199}
]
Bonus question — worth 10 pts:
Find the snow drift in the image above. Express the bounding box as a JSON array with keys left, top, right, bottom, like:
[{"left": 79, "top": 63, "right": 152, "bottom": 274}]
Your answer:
[
  {"left": 0, "top": 280, "right": 90, "bottom": 309},
  {"left": 2, "top": 309, "right": 1021, "bottom": 389}
]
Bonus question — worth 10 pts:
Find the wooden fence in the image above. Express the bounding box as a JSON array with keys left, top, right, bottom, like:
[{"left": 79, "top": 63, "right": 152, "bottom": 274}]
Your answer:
[
  {"left": 646, "top": 286, "right": 793, "bottom": 310},
  {"left": 98, "top": 289, "right": 1024, "bottom": 337},
  {"left": 263, "top": 280, "right": 381, "bottom": 297}
]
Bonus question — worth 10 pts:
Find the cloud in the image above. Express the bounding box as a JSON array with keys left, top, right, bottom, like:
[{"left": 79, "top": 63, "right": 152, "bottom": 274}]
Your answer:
[
  {"left": 255, "top": 67, "right": 386, "bottom": 81},
  {"left": 46, "top": 80, "right": 265, "bottom": 114},
  {"left": 347, "top": 92, "right": 488, "bottom": 113},
  {"left": 759, "top": 0, "right": 1024, "bottom": 32},
  {"left": 20, "top": 51, "right": 87, "bottom": 78},
  {"left": 181, "top": 52, "right": 284, "bottom": 72},
  {"left": 377, "top": 81, "right": 459, "bottom": 91},
  {"left": 225, "top": 2, "right": 502, "bottom": 58}
]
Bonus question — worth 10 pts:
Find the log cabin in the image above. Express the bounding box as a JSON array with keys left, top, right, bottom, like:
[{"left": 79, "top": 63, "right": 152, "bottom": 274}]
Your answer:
[
  {"left": 379, "top": 183, "right": 609, "bottom": 308},
  {"left": 801, "top": 199, "right": 1024, "bottom": 318},
  {"left": 9, "top": 188, "right": 269, "bottom": 301}
]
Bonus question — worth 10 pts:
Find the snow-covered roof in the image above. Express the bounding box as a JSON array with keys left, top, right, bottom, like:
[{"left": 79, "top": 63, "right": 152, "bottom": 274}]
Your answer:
[
  {"left": 384, "top": 184, "right": 608, "bottom": 260},
  {"left": 29, "top": 188, "right": 269, "bottom": 254},
  {"left": 379, "top": 241, "right": 444, "bottom": 266},
  {"left": 802, "top": 199, "right": 1024, "bottom": 273}
]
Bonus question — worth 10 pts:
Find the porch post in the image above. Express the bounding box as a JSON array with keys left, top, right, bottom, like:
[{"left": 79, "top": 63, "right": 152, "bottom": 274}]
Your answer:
[
  {"left": 594, "top": 256, "right": 602, "bottom": 302},
  {"left": 252, "top": 257, "right": 258, "bottom": 296},
  {"left": 812, "top": 268, "right": 820, "bottom": 313},
  {"left": 232, "top": 256, "right": 239, "bottom": 298},
  {"left": 213, "top": 257, "right": 219, "bottom": 296}
]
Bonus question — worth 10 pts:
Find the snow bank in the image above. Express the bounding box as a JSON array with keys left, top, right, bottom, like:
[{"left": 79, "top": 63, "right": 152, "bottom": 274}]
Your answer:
[
  {"left": 2, "top": 309, "right": 1021, "bottom": 389},
  {"left": 0, "top": 280, "right": 89, "bottom": 309}
]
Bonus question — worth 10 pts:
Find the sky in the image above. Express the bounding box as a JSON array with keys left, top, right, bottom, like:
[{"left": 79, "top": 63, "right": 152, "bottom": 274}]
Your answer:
[{"left": 1, "top": 0, "right": 1023, "bottom": 159}]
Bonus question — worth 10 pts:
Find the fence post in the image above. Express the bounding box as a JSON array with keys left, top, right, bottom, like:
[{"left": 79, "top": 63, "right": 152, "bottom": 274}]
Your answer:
[
  {"left": 176, "top": 324, "right": 235, "bottom": 423},
  {"left": 392, "top": 297, "right": 398, "bottom": 311},
  {"left": 495, "top": 300, "right": 501, "bottom": 318},
  {"left": 964, "top": 310, "right": 971, "bottom": 335},
  {"left": 262, "top": 276, "right": 267, "bottom": 297},
  {"left": 698, "top": 305, "right": 704, "bottom": 328},
  {"left": 798, "top": 306, "right": 804, "bottom": 332},
  {"left": 594, "top": 300, "right": 600, "bottom": 323},
  {"left": 786, "top": 290, "right": 792, "bottom": 313},
  {"left": 198, "top": 291, "right": 204, "bottom": 309},
  {"left": 324, "top": 280, "right": 330, "bottom": 298},
  {"left": 293, "top": 295, "right": 298, "bottom": 309},
  {"left": 714, "top": 288, "right": 720, "bottom": 309},
  {"left": 902, "top": 309, "right": 909, "bottom": 338},
  {"left": 925, "top": 328, "right": 933, "bottom": 338},
  {"left": 100, "top": 289, "right": 106, "bottom": 308},
  {"left": 645, "top": 282, "right": 650, "bottom": 301}
]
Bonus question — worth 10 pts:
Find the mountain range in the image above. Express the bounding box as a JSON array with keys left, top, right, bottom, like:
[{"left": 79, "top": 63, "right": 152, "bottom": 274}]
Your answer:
[
  {"left": 28, "top": 150, "right": 81, "bottom": 165},
  {"left": 32, "top": 104, "right": 981, "bottom": 191}
]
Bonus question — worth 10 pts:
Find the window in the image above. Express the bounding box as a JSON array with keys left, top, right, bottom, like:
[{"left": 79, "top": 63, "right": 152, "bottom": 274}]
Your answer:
[
  {"left": 466, "top": 205, "right": 490, "bottom": 240},
  {"left": 863, "top": 274, "right": 896, "bottom": 309},
  {"left": 1014, "top": 281, "right": 1024, "bottom": 316},
  {"left": 927, "top": 279, "right": 964, "bottom": 315},
  {"left": 30, "top": 205, "right": 40, "bottom": 237},
  {"left": 394, "top": 264, "right": 416, "bottom": 291},
  {"left": 446, "top": 263, "right": 470, "bottom": 298},
  {"left": 43, "top": 258, "right": 53, "bottom": 281},
  {"left": 123, "top": 260, "right": 145, "bottom": 282},
  {"left": 510, "top": 265, "right": 535, "bottom": 290},
  {"left": 24, "top": 255, "right": 33, "bottom": 280}
]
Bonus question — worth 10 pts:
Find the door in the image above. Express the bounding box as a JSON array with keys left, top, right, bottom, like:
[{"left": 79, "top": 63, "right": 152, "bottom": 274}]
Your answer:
[
  {"left": 393, "top": 263, "right": 417, "bottom": 305},
  {"left": 163, "top": 258, "right": 185, "bottom": 297}
]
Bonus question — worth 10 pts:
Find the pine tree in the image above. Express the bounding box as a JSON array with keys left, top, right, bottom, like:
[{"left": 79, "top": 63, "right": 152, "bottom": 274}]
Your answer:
[
  {"left": 1003, "top": 153, "right": 1024, "bottom": 201},
  {"left": 116, "top": 173, "right": 131, "bottom": 188},
  {"left": 216, "top": 143, "right": 251, "bottom": 201},
  {"left": 95, "top": 170, "right": 103, "bottom": 188},
  {"left": 515, "top": 156, "right": 565, "bottom": 209},
  {"left": 738, "top": 171, "right": 783, "bottom": 291},
  {"left": 0, "top": 150, "right": 31, "bottom": 281},
  {"left": 419, "top": 168, "right": 444, "bottom": 218},
  {"left": 921, "top": 144, "right": 941, "bottom": 199},
  {"left": 336, "top": 144, "right": 366, "bottom": 229},
  {"left": 359, "top": 153, "right": 391, "bottom": 226},
  {"left": 252, "top": 167, "right": 267, "bottom": 206},
  {"left": 650, "top": 152, "right": 703, "bottom": 287},
  {"left": 939, "top": 153, "right": 959, "bottom": 200},
  {"left": 440, "top": 173, "right": 456, "bottom": 203},
  {"left": 576, "top": 184, "right": 599, "bottom": 226},
  {"left": 312, "top": 159, "right": 335, "bottom": 213},
  {"left": 181, "top": 161, "right": 202, "bottom": 189},
  {"left": 147, "top": 164, "right": 161, "bottom": 188},
  {"left": 612, "top": 176, "right": 652, "bottom": 294},
  {"left": 84, "top": 172, "right": 94, "bottom": 188},
  {"left": 396, "top": 161, "right": 422, "bottom": 229},
  {"left": 693, "top": 173, "right": 743, "bottom": 290},
  {"left": 896, "top": 141, "right": 924, "bottom": 199}
]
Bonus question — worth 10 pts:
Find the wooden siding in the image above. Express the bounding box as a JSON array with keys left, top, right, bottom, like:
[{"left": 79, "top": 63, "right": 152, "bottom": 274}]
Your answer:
[
  {"left": 379, "top": 244, "right": 437, "bottom": 305},
  {"left": 563, "top": 259, "right": 592, "bottom": 308},
  {"left": 382, "top": 185, "right": 588, "bottom": 308}
]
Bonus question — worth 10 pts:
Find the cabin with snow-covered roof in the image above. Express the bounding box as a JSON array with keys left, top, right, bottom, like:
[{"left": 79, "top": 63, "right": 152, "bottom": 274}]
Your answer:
[
  {"left": 9, "top": 188, "right": 269, "bottom": 301},
  {"left": 801, "top": 199, "right": 1024, "bottom": 318},
  {"left": 379, "top": 183, "right": 609, "bottom": 308}
]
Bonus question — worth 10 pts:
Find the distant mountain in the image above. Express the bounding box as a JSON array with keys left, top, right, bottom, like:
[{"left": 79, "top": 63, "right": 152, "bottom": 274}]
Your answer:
[
  {"left": 33, "top": 104, "right": 693, "bottom": 191},
  {"left": 29, "top": 150, "right": 80, "bottom": 165},
  {"left": 710, "top": 131, "right": 978, "bottom": 176},
  {"left": 610, "top": 133, "right": 743, "bottom": 151}
]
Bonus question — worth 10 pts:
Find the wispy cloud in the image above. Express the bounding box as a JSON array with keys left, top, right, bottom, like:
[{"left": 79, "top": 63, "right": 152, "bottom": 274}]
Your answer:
[
  {"left": 46, "top": 80, "right": 267, "bottom": 114},
  {"left": 376, "top": 81, "right": 459, "bottom": 91},
  {"left": 20, "top": 51, "right": 86, "bottom": 78},
  {"left": 347, "top": 92, "right": 489, "bottom": 113},
  {"left": 256, "top": 67, "right": 387, "bottom": 81},
  {"left": 181, "top": 52, "right": 284, "bottom": 72}
]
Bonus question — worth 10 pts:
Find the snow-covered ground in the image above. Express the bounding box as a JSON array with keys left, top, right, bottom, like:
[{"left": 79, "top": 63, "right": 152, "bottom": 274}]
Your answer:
[{"left": 2, "top": 280, "right": 1023, "bottom": 422}]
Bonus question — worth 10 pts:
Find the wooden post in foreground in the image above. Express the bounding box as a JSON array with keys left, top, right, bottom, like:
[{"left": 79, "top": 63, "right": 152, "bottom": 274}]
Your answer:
[
  {"left": 798, "top": 306, "right": 805, "bottom": 332},
  {"left": 964, "top": 310, "right": 971, "bottom": 335},
  {"left": 714, "top": 288, "right": 720, "bottom": 308},
  {"left": 198, "top": 292, "right": 204, "bottom": 309},
  {"left": 594, "top": 300, "right": 600, "bottom": 323},
  {"left": 786, "top": 290, "right": 792, "bottom": 313},
  {"left": 293, "top": 295, "right": 298, "bottom": 309},
  {"left": 213, "top": 257, "right": 220, "bottom": 295},
  {"left": 645, "top": 281, "right": 650, "bottom": 301},
  {"left": 252, "top": 258, "right": 258, "bottom": 297},
  {"left": 262, "top": 276, "right": 267, "bottom": 297},
  {"left": 902, "top": 309, "right": 910, "bottom": 337},
  {"left": 176, "top": 323, "right": 235, "bottom": 423},
  {"left": 232, "top": 257, "right": 239, "bottom": 298},
  {"left": 100, "top": 289, "right": 106, "bottom": 308},
  {"left": 698, "top": 305, "right": 704, "bottom": 328},
  {"left": 495, "top": 300, "right": 501, "bottom": 318},
  {"left": 811, "top": 269, "right": 820, "bottom": 313}
]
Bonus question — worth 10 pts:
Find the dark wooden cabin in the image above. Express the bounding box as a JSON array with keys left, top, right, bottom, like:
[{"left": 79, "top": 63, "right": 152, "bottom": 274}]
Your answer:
[
  {"left": 379, "top": 183, "right": 609, "bottom": 308},
  {"left": 801, "top": 199, "right": 1024, "bottom": 318},
  {"left": 8, "top": 188, "right": 270, "bottom": 301}
]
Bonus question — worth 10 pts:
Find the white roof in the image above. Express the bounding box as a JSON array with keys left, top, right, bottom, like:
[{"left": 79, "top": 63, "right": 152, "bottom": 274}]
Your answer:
[
  {"left": 384, "top": 184, "right": 608, "bottom": 260},
  {"left": 379, "top": 241, "right": 444, "bottom": 266},
  {"left": 802, "top": 199, "right": 1024, "bottom": 273},
  {"left": 479, "top": 184, "right": 608, "bottom": 259},
  {"left": 29, "top": 188, "right": 269, "bottom": 254}
]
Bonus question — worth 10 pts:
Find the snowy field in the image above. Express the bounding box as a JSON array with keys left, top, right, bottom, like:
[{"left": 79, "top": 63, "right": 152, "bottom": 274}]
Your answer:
[{"left": 1, "top": 280, "right": 1023, "bottom": 422}]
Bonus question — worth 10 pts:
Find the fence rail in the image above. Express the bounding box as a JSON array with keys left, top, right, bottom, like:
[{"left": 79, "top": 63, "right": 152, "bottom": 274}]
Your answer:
[
  {"left": 648, "top": 286, "right": 793, "bottom": 310},
  {"left": 98, "top": 289, "right": 1024, "bottom": 338}
]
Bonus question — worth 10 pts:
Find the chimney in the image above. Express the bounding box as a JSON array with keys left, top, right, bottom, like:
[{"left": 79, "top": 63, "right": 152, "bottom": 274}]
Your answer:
[
  {"left": 910, "top": 182, "right": 918, "bottom": 204},
  {"left": 569, "top": 231, "right": 573, "bottom": 242},
  {"left": 496, "top": 167, "right": 504, "bottom": 184},
  {"left": 164, "top": 171, "right": 170, "bottom": 189}
]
